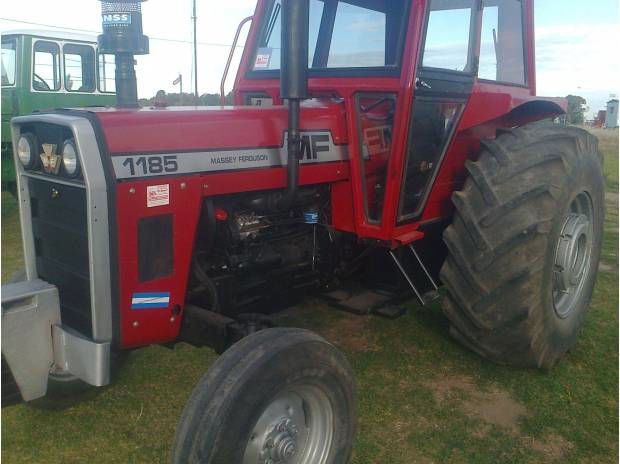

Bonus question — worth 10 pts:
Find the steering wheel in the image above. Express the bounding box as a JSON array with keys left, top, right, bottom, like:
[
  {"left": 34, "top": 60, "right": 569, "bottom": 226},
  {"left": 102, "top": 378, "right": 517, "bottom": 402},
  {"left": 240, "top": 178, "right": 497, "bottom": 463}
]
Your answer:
[{"left": 33, "top": 73, "right": 51, "bottom": 91}]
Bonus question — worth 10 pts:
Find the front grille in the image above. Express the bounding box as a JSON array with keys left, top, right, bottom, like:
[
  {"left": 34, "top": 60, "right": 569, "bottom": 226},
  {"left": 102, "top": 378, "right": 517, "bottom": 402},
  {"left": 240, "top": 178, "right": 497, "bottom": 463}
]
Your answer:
[{"left": 28, "top": 178, "right": 92, "bottom": 337}]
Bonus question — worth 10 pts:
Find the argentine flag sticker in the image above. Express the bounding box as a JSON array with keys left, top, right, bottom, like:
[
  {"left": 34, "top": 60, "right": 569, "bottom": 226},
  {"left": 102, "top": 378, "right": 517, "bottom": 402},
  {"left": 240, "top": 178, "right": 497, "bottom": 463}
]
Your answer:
[{"left": 131, "top": 292, "right": 171, "bottom": 310}]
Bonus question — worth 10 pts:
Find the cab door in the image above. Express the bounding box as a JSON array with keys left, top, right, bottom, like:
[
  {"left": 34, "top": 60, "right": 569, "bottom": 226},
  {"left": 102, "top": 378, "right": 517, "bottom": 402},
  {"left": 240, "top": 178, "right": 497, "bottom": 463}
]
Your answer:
[{"left": 398, "top": 0, "right": 479, "bottom": 222}]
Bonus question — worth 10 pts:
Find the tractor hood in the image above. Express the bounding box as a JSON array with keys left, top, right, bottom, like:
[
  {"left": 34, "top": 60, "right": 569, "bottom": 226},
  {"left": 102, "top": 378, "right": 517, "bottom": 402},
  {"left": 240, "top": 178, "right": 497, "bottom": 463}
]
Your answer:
[{"left": 90, "top": 100, "right": 348, "bottom": 155}]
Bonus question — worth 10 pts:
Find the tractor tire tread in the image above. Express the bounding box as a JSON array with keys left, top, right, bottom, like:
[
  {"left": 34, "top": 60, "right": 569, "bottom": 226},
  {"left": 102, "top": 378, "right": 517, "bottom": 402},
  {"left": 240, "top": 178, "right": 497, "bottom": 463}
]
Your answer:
[{"left": 440, "top": 123, "right": 603, "bottom": 368}]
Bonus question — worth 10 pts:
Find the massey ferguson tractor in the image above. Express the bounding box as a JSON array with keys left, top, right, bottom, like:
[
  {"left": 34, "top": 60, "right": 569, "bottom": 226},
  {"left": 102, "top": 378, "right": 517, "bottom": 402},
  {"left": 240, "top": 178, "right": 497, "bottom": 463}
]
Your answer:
[{"left": 2, "top": 0, "right": 605, "bottom": 462}]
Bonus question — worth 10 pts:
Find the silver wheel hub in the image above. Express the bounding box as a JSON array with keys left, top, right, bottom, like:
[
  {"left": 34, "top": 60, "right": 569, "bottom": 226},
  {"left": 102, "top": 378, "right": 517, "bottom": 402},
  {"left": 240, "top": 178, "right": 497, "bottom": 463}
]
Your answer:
[
  {"left": 243, "top": 387, "right": 334, "bottom": 464},
  {"left": 263, "top": 418, "right": 298, "bottom": 463},
  {"left": 553, "top": 193, "right": 594, "bottom": 318}
]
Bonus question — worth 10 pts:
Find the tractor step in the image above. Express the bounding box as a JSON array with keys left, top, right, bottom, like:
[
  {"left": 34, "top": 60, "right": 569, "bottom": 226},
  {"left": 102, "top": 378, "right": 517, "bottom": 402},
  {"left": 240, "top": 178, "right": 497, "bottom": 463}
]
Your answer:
[
  {"left": 421, "top": 290, "right": 440, "bottom": 304},
  {"left": 389, "top": 244, "right": 439, "bottom": 307},
  {"left": 321, "top": 243, "right": 440, "bottom": 317}
]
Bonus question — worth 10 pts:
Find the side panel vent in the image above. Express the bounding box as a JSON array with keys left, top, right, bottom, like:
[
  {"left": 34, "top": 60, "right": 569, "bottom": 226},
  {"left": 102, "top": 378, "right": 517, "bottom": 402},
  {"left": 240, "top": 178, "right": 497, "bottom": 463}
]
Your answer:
[{"left": 138, "top": 214, "right": 173, "bottom": 282}]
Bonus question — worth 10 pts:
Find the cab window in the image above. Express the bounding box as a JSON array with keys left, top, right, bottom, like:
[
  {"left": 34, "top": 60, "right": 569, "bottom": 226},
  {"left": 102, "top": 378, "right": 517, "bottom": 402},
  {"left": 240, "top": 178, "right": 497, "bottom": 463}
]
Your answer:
[
  {"left": 421, "top": 0, "right": 476, "bottom": 72},
  {"left": 98, "top": 53, "right": 116, "bottom": 93},
  {"left": 327, "top": 2, "right": 386, "bottom": 68},
  {"left": 252, "top": 0, "right": 323, "bottom": 71},
  {"left": 33, "top": 40, "right": 61, "bottom": 91},
  {"left": 1, "top": 38, "right": 16, "bottom": 86},
  {"left": 478, "top": 0, "right": 526, "bottom": 85},
  {"left": 64, "top": 43, "right": 96, "bottom": 92},
  {"left": 252, "top": 0, "right": 408, "bottom": 72}
]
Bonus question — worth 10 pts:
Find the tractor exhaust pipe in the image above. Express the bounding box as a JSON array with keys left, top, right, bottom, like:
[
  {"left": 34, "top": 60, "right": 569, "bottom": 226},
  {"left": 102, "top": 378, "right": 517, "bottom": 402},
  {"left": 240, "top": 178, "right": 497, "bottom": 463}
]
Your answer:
[
  {"left": 98, "top": 0, "right": 149, "bottom": 108},
  {"left": 279, "top": 0, "right": 309, "bottom": 209}
]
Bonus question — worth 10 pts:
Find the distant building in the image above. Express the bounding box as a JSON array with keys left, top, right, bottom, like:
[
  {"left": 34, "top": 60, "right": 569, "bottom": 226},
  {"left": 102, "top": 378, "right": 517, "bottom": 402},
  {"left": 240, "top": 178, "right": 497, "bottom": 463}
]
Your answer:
[
  {"left": 605, "top": 99, "right": 619, "bottom": 128},
  {"left": 594, "top": 110, "right": 607, "bottom": 128}
]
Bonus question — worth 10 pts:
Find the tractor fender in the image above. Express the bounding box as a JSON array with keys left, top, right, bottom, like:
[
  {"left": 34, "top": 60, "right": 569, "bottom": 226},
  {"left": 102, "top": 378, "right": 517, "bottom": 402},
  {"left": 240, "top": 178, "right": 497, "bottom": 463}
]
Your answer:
[{"left": 503, "top": 98, "right": 567, "bottom": 127}]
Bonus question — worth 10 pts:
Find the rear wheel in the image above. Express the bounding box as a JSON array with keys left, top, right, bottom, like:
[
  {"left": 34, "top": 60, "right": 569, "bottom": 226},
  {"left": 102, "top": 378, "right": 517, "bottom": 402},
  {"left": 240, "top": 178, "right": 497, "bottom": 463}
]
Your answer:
[
  {"left": 440, "top": 124, "right": 604, "bottom": 369},
  {"left": 171, "top": 328, "right": 357, "bottom": 464}
]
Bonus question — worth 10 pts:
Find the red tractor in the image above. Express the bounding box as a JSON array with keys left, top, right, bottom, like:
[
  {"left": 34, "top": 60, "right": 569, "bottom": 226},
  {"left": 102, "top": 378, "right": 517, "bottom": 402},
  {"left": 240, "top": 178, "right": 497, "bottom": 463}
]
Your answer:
[{"left": 2, "top": 0, "right": 604, "bottom": 462}]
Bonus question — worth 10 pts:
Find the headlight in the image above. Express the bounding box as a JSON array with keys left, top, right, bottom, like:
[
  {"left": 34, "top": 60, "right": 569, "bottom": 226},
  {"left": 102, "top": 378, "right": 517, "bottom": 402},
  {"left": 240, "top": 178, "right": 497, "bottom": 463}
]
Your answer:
[
  {"left": 62, "top": 139, "right": 80, "bottom": 177},
  {"left": 17, "top": 133, "right": 36, "bottom": 168}
]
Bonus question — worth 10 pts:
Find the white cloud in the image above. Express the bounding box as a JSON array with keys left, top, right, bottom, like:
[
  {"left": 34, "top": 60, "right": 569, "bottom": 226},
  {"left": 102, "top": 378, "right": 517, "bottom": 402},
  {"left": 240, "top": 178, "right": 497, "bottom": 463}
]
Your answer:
[{"left": 535, "top": 24, "right": 620, "bottom": 116}]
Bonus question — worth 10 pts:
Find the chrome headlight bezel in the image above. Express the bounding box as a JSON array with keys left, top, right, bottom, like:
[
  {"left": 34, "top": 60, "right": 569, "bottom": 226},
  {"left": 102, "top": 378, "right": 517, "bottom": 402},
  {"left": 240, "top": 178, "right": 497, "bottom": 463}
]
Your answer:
[
  {"left": 17, "top": 133, "right": 37, "bottom": 169},
  {"left": 61, "top": 138, "right": 81, "bottom": 178}
]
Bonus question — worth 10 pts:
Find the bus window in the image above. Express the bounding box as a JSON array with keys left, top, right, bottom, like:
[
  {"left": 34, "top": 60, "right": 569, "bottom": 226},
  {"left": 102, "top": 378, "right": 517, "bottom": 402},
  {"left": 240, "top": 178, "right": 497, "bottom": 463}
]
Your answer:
[
  {"left": 64, "top": 44, "right": 96, "bottom": 92},
  {"left": 98, "top": 53, "right": 115, "bottom": 93},
  {"left": 1, "top": 38, "right": 16, "bottom": 86},
  {"left": 33, "top": 41, "right": 61, "bottom": 91}
]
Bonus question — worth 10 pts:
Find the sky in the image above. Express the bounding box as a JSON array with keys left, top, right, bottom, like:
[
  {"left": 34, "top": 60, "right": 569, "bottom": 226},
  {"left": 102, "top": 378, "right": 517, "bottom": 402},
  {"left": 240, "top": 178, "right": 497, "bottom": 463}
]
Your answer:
[{"left": 1, "top": 0, "right": 618, "bottom": 117}]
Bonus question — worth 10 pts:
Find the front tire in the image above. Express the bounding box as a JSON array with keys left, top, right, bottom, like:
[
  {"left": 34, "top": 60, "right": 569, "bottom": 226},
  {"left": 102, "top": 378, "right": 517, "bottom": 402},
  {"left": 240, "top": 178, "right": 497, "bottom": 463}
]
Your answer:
[
  {"left": 171, "top": 328, "right": 357, "bottom": 464},
  {"left": 440, "top": 124, "right": 604, "bottom": 369}
]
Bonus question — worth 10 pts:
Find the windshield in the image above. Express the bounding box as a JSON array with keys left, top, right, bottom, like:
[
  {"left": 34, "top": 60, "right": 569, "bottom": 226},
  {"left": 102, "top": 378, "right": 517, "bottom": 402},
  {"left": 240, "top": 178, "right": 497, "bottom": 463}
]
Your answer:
[
  {"left": 1, "top": 38, "right": 16, "bottom": 86},
  {"left": 252, "top": 0, "right": 408, "bottom": 72}
]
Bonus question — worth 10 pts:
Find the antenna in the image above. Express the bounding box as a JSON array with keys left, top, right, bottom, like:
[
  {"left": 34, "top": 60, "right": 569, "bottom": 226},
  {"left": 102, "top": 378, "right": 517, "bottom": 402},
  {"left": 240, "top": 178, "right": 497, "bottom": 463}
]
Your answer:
[{"left": 192, "top": 0, "right": 198, "bottom": 101}]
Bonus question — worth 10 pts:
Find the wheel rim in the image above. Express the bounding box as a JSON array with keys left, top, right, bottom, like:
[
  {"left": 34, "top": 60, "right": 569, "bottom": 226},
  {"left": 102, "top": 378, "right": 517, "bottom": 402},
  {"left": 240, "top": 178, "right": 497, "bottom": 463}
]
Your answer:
[
  {"left": 553, "top": 192, "right": 594, "bottom": 319},
  {"left": 242, "top": 385, "right": 334, "bottom": 464}
]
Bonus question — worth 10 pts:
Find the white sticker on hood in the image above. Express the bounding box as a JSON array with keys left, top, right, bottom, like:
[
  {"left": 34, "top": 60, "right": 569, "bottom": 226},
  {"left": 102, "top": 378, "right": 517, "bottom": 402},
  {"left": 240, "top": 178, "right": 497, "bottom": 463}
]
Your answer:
[{"left": 147, "top": 184, "right": 170, "bottom": 207}]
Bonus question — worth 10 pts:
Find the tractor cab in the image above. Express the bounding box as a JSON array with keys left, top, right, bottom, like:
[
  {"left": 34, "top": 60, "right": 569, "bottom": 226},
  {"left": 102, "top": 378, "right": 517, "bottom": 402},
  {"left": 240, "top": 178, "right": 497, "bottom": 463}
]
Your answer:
[{"left": 230, "top": 0, "right": 556, "bottom": 246}]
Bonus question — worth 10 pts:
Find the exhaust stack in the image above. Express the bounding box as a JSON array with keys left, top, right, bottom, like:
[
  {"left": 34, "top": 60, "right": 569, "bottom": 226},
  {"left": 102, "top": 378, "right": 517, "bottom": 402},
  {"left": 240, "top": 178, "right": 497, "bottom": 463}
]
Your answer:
[
  {"left": 98, "top": 0, "right": 149, "bottom": 108},
  {"left": 279, "top": 0, "right": 309, "bottom": 209}
]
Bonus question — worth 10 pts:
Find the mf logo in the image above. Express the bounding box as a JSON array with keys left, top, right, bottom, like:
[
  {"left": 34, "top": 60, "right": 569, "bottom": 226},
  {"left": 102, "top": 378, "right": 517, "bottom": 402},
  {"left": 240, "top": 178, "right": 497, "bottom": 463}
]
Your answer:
[
  {"left": 299, "top": 134, "right": 330, "bottom": 161},
  {"left": 40, "top": 144, "right": 61, "bottom": 175},
  {"left": 363, "top": 125, "right": 392, "bottom": 156},
  {"left": 102, "top": 13, "right": 132, "bottom": 25}
]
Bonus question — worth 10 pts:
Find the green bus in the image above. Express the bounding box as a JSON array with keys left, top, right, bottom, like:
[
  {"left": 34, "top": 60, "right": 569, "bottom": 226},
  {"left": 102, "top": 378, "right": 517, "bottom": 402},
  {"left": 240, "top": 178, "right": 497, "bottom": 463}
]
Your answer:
[{"left": 1, "top": 30, "right": 117, "bottom": 193}]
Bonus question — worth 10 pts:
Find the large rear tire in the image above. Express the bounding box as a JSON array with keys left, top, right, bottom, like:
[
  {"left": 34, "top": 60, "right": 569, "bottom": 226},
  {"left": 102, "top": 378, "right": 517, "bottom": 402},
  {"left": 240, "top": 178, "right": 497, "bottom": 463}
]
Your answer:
[
  {"left": 171, "top": 328, "right": 357, "bottom": 464},
  {"left": 440, "top": 124, "right": 604, "bottom": 369}
]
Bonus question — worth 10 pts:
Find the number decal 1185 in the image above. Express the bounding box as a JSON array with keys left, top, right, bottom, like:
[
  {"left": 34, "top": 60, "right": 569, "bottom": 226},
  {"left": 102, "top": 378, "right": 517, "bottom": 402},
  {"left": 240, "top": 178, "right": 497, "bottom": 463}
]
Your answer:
[{"left": 122, "top": 155, "right": 179, "bottom": 176}]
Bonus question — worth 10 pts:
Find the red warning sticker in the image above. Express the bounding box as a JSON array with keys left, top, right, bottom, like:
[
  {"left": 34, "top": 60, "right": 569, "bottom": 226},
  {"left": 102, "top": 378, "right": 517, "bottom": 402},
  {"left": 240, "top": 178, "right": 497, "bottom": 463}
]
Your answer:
[
  {"left": 254, "top": 47, "right": 272, "bottom": 69},
  {"left": 147, "top": 184, "right": 170, "bottom": 207}
]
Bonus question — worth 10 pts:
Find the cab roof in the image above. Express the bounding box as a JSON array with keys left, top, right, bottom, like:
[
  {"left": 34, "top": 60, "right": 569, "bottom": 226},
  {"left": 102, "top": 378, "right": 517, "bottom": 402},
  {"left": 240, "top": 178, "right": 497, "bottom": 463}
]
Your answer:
[{"left": 1, "top": 29, "right": 98, "bottom": 44}]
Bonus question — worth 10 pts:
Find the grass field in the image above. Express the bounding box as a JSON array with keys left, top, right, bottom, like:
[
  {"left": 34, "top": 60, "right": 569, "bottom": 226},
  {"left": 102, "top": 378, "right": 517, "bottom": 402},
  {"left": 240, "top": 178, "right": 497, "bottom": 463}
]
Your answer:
[{"left": 1, "top": 128, "right": 618, "bottom": 463}]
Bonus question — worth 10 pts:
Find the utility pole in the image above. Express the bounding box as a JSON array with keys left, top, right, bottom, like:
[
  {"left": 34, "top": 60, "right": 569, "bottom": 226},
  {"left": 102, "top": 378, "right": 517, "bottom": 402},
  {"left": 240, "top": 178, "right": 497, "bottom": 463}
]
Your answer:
[{"left": 192, "top": 0, "right": 198, "bottom": 101}]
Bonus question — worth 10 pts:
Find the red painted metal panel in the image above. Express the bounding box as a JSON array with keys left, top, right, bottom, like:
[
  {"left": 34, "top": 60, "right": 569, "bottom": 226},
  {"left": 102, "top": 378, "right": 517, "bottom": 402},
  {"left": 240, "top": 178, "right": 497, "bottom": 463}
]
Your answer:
[
  {"left": 95, "top": 102, "right": 348, "bottom": 154},
  {"left": 116, "top": 179, "right": 203, "bottom": 348}
]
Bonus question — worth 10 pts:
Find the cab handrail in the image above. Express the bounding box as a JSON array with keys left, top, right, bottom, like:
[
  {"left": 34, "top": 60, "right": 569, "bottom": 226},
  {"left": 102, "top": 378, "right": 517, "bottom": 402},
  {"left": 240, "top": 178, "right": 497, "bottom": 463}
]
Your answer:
[{"left": 220, "top": 16, "right": 253, "bottom": 106}]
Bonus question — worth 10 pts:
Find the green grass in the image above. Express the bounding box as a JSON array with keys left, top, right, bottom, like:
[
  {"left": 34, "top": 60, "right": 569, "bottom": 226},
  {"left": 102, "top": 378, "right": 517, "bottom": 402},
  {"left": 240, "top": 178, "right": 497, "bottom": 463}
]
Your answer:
[
  {"left": 1, "top": 190, "right": 23, "bottom": 281},
  {"left": 1, "top": 129, "right": 618, "bottom": 463}
]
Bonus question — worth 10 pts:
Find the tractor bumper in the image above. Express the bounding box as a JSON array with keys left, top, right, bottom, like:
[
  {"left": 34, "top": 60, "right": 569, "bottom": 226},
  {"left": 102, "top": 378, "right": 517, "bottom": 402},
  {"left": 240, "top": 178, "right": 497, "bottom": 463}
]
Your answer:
[{"left": 1, "top": 279, "right": 110, "bottom": 403}]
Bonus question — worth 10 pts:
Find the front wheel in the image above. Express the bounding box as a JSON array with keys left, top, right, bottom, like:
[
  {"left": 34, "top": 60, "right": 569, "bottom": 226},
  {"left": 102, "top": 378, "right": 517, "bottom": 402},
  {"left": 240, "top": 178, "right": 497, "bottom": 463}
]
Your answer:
[{"left": 171, "top": 328, "right": 357, "bottom": 464}]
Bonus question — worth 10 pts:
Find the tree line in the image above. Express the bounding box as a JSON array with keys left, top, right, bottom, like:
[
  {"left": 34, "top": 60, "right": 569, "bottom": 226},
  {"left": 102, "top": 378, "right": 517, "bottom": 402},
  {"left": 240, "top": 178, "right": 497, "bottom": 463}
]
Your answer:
[{"left": 139, "top": 91, "right": 233, "bottom": 107}]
